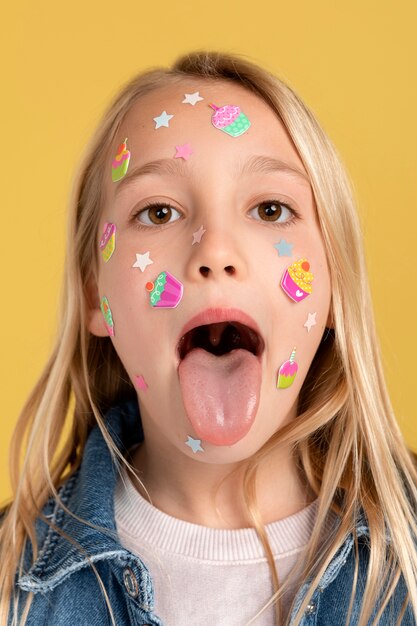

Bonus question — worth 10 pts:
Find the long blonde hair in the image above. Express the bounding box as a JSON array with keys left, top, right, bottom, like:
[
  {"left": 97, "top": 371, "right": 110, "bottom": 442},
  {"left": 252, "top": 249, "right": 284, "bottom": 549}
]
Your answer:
[{"left": 1, "top": 51, "right": 416, "bottom": 626}]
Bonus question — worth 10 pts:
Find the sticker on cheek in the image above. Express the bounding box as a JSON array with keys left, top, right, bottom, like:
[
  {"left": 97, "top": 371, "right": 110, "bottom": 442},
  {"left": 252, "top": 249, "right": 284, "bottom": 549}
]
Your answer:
[
  {"left": 304, "top": 312, "right": 317, "bottom": 332},
  {"left": 274, "top": 238, "right": 293, "bottom": 257},
  {"left": 281, "top": 259, "right": 313, "bottom": 302},
  {"left": 112, "top": 138, "right": 130, "bottom": 182},
  {"left": 134, "top": 375, "right": 148, "bottom": 391},
  {"left": 277, "top": 348, "right": 298, "bottom": 389},
  {"left": 99, "top": 223, "right": 116, "bottom": 262},
  {"left": 146, "top": 271, "right": 183, "bottom": 308},
  {"left": 185, "top": 436, "right": 204, "bottom": 453},
  {"left": 209, "top": 103, "right": 251, "bottom": 137},
  {"left": 100, "top": 296, "right": 115, "bottom": 336}
]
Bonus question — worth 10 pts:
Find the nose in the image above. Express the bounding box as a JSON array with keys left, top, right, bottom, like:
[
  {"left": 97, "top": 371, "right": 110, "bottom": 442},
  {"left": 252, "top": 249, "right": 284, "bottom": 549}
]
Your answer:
[{"left": 185, "top": 226, "right": 248, "bottom": 283}]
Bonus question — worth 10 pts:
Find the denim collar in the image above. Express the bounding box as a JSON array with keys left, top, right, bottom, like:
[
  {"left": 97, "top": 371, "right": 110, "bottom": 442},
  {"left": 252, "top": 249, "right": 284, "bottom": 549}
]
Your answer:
[{"left": 18, "top": 400, "right": 371, "bottom": 594}]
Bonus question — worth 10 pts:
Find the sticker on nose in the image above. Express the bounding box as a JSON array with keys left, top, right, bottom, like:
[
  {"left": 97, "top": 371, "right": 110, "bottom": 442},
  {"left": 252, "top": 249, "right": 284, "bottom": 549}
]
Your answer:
[
  {"left": 146, "top": 271, "right": 183, "bottom": 308},
  {"left": 281, "top": 259, "right": 313, "bottom": 302}
]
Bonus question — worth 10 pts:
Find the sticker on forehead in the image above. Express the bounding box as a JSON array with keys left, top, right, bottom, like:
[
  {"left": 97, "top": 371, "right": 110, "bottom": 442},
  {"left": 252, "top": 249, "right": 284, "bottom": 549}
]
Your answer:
[
  {"left": 99, "top": 223, "right": 116, "bottom": 262},
  {"left": 277, "top": 348, "right": 298, "bottom": 389},
  {"left": 209, "top": 104, "right": 251, "bottom": 137},
  {"left": 153, "top": 111, "right": 174, "bottom": 129},
  {"left": 182, "top": 92, "right": 204, "bottom": 105},
  {"left": 174, "top": 143, "right": 193, "bottom": 160},
  {"left": 281, "top": 259, "right": 313, "bottom": 303},
  {"left": 146, "top": 271, "right": 183, "bottom": 308},
  {"left": 100, "top": 296, "right": 115, "bottom": 336},
  {"left": 112, "top": 139, "right": 130, "bottom": 182}
]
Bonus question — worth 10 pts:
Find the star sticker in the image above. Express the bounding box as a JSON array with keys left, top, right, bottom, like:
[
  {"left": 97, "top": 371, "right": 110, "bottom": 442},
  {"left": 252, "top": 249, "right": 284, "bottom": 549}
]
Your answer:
[
  {"left": 132, "top": 252, "right": 153, "bottom": 272},
  {"left": 134, "top": 375, "right": 148, "bottom": 391},
  {"left": 153, "top": 111, "right": 174, "bottom": 129},
  {"left": 192, "top": 225, "right": 206, "bottom": 244},
  {"left": 182, "top": 92, "right": 204, "bottom": 106},
  {"left": 174, "top": 143, "right": 193, "bottom": 160},
  {"left": 274, "top": 239, "right": 294, "bottom": 257},
  {"left": 185, "top": 436, "right": 204, "bottom": 453},
  {"left": 304, "top": 312, "right": 317, "bottom": 332}
]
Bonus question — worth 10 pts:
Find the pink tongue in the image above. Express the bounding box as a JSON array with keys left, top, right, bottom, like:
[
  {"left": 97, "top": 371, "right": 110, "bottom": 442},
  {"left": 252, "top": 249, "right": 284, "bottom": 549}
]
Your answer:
[{"left": 178, "top": 348, "right": 261, "bottom": 446}]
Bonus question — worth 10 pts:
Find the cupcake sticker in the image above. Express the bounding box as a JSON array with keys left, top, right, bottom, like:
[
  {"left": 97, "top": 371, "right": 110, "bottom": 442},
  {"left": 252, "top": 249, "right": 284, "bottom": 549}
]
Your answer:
[
  {"left": 209, "top": 104, "right": 251, "bottom": 137},
  {"left": 281, "top": 259, "right": 313, "bottom": 303},
  {"left": 146, "top": 271, "right": 183, "bottom": 308}
]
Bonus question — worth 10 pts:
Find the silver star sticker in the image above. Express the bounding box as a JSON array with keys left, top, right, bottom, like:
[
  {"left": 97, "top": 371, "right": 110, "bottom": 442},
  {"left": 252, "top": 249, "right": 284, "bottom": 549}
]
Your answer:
[
  {"left": 185, "top": 436, "right": 204, "bottom": 453},
  {"left": 182, "top": 92, "right": 204, "bottom": 106},
  {"left": 132, "top": 252, "right": 153, "bottom": 272},
  {"left": 153, "top": 110, "right": 174, "bottom": 129}
]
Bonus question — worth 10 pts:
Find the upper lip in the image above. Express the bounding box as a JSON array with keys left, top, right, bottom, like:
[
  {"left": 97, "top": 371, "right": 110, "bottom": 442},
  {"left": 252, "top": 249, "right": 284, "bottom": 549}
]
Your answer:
[{"left": 176, "top": 307, "right": 264, "bottom": 360}]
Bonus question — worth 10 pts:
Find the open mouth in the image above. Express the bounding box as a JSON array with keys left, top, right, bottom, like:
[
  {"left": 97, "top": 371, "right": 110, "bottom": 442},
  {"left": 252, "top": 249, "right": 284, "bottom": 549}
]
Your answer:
[{"left": 177, "top": 321, "right": 265, "bottom": 360}]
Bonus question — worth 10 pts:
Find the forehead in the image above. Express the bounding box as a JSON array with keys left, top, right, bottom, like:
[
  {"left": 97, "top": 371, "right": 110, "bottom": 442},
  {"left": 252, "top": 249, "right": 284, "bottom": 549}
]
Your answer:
[{"left": 108, "top": 79, "right": 308, "bottom": 185}]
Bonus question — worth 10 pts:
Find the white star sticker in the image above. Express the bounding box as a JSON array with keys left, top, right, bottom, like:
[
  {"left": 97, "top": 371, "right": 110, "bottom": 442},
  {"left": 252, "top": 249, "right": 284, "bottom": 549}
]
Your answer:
[
  {"left": 153, "top": 111, "right": 174, "bottom": 129},
  {"left": 182, "top": 92, "right": 204, "bottom": 106},
  {"left": 192, "top": 225, "right": 206, "bottom": 245},
  {"left": 132, "top": 252, "right": 153, "bottom": 272},
  {"left": 304, "top": 312, "right": 317, "bottom": 332},
  {"left": 185, "top": 436, "right": 204, "bottom": 453}
]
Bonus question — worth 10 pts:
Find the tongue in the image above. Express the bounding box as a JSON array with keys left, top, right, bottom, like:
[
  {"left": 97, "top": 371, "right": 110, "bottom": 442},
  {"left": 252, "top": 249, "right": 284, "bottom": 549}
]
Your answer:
[{"left": 178, "top": 348, "right": 261, "bottom": 446}]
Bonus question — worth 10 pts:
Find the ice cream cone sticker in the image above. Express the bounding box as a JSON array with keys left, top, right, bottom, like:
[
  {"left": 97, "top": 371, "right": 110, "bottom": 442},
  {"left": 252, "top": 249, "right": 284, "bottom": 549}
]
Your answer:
[
  {"left": 112, "top": 138, "right": 131, "bottom": 182},
  {"left": 209, "top": 104, "right": 251, "bottom": 137},
  {"left": 277, "top": 348, "right": 298, "bottom": 389}
]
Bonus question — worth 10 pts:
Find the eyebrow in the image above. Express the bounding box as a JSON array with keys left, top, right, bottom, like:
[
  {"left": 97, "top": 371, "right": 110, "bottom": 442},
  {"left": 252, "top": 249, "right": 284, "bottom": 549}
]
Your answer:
[{"left": 113, "top": 153, "right": 310, "bottom": 196}]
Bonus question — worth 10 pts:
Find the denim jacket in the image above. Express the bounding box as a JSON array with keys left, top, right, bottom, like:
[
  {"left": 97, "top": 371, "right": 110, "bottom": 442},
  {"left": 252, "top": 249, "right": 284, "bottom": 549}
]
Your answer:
[{"left": 12, "top": 401, "right": 415, "bottom": 625}]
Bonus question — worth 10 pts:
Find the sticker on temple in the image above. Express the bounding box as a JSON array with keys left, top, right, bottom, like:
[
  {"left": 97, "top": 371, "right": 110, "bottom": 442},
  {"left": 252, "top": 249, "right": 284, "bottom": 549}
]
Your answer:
[
  {"left": 281, "top": 259, "right": 313, "bottom": 302},
  {"left": 146, "top": 271, "right": 183, "bottom": 308},
  {"left": 209, "top": 104, "right": 251, "bottom": 137},
  {"left": 111, "top": 138, "right": 130, "bottom": 182}
]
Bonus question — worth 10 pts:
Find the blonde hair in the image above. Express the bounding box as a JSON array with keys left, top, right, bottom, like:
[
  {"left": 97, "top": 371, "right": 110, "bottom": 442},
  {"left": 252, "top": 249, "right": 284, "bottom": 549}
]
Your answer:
[{"left": 1, "top": 51, "right": 416, "bottom": 626}]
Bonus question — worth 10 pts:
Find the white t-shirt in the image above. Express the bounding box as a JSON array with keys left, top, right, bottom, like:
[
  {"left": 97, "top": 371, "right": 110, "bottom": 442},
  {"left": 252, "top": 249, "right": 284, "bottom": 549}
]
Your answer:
[{"left": 114, "top": 465, "right": 337, "bottom": 625}]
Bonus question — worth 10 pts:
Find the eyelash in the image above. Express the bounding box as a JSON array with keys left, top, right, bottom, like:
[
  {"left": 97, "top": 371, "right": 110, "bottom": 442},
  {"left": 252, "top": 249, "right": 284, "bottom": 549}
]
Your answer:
[{"left": 131, "top": 199, "right": 300, "bottom": 230}]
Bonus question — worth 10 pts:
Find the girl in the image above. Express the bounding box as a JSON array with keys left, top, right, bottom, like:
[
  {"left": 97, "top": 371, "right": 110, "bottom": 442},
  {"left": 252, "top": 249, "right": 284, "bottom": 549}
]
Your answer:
[{"left": 1, "top": 51, "right": 416, "bottom": 626}]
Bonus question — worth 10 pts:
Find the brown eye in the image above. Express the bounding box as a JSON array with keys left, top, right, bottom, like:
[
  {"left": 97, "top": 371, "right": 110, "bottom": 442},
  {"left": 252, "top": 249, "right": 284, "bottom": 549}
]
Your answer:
[
  {"left": 137, "top": 204, "right": 181, "bottom": 226},
  {"left": 249, "top": 201, "right": 293, "bottom": 223}
]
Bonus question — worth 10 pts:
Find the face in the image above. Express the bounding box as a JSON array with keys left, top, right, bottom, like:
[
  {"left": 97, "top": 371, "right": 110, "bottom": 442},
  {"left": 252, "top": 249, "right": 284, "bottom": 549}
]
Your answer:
[{"left": 89, "top": 80, "right": 331, "bottom": 464}]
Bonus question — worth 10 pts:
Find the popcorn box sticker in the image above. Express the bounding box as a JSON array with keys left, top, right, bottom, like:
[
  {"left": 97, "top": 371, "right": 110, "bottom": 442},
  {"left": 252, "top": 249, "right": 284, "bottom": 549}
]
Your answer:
[
  {"left": 209, "top": 104, "right": 251, "bottom": 137},
  {"left": 99, "top": 223, "right": 116, "bottom": 262},
  {"left": 281, "top": 258, "right": 313, "bottom": 303}
]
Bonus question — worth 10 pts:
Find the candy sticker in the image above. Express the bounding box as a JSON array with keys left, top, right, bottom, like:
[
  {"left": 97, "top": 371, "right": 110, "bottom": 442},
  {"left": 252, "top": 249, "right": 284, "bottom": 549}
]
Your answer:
[
  {"left": 100, "top": 296, "right": 115, "bottom": 336},
  {"left": 99, "top": 223, "right": 116, "bottom": 262},
  {"left": 185, "top": 436, "right": 204, "bottom": 453},
  {"left": 112, "top": 138, "right": 130, "bottom": 182},
  {"left": 277, "top": 348, "right": 298, "bottom": 389},
  {"left": 146, "top": 271, "right": 183, "bottom": 308},
  {"left": 281, "top": 259, "right": 313, "bottom": 303},
  {"left": 209, "top": 103, "right": 251, "bottom": 137}
]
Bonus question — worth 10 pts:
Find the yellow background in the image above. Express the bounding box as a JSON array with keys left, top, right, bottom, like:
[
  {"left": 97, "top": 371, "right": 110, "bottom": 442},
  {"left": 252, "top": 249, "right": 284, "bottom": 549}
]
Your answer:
[{"left": 1, "top": 1, "right": 416, "bottom": 504}]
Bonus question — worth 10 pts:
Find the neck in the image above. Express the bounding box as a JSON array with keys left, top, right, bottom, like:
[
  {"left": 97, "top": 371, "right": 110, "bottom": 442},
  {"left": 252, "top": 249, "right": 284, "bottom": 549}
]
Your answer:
[{"left": 130, "top": 437, "right": 313, "bottom": 529}]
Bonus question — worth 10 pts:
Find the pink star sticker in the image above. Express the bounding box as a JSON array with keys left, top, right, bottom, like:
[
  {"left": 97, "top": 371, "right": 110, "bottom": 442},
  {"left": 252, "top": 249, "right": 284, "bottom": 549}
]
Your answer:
[
  {"left": 174, "top": 143, "right": 193, "bottom": 160},
  {"left": 134, "top": 375, "right": 148, "bottom": 391},
  {"left": 192, "top": 225, "right": 206, "bottom": 244}
]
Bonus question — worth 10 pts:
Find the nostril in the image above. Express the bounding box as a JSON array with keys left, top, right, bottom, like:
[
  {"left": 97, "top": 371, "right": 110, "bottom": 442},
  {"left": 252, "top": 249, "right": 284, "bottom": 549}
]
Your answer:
[
  {"left": 199, "top": 266, "right": 210, "bottom": 277},
  {"left": 224, "top": 265, "right": 236, "bottom": 275}
]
